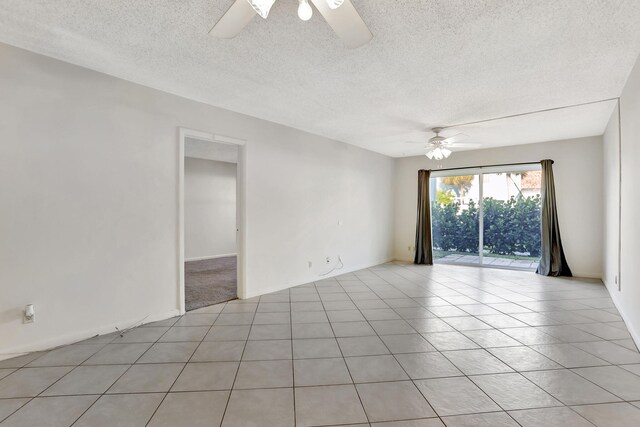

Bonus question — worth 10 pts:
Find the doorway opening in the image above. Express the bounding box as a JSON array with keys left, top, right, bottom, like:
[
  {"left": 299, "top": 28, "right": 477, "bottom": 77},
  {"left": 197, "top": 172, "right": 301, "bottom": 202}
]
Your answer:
[
  {"left": 430, "top": 164, "right": 542, "bottom": 271},
  {"left": 178, "top": 128, "right": 246, "bottom": 313}
]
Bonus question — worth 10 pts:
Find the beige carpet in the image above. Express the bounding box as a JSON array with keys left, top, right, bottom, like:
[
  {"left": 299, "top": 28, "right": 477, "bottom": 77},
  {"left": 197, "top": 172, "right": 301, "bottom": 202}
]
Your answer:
[{"left": 185, "top": 256, "right": 237, "bottom": 311}]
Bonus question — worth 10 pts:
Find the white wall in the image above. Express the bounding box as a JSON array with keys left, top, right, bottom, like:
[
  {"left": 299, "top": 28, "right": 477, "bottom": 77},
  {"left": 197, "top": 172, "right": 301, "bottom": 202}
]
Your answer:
[
  {"left": 602, "top": 105, "right": 620, "bottom": 295},
  {"left": 184, "top": 158, "right": 237, "bottom": 260},
  {"left": 603, "top": 54, "right": 640, "bottom": 345},
  {"left": 0, "top": 43, "right": 395, "bottom": 356},
  {"left": 394, "top": 137, "right": 604, "bottom": 278}
]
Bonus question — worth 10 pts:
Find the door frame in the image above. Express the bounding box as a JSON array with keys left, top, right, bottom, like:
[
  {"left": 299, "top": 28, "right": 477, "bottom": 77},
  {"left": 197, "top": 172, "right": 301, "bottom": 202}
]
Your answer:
[{"left": 177, "top": 127, "right": 247, "bottom": 314}]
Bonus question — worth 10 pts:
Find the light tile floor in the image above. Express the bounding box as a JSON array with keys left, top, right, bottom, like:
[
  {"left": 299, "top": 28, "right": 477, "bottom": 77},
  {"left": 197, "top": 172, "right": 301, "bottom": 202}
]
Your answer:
[
  {"left": 439, "top": 254, "right": 539, "bottom": 271},
  {"left": 1, "top": 262, "right": 640, "bottom": 426}
]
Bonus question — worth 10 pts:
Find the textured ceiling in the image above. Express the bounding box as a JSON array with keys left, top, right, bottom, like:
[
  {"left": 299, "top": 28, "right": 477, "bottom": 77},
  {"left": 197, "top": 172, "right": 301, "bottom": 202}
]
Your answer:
[{"left": 1, "top": 0, "right": 639, "bottom": 157}]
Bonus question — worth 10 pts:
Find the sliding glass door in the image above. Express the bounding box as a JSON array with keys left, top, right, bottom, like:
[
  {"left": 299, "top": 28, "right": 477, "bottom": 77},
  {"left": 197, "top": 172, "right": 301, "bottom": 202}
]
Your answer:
[{"left": 430, "top": 165, "right": 542, "bottom": 270}]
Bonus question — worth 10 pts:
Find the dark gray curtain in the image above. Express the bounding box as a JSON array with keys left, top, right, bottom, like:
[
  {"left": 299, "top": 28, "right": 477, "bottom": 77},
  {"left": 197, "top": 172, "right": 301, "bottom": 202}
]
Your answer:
[
  {"left": 414, "top": 169, "right": 433, "bottom": 265},
  {"left": 537, "top": 159, "right": 572, "bottom": 277}
]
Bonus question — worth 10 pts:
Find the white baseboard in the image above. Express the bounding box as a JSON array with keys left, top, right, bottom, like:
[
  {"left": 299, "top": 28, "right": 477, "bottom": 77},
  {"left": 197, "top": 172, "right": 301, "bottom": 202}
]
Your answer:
[
  {"left": 242, "top": 257, "right": 395, "bottom": 300},
  {"left": 185, "top": 253, "right": 237, "bottom": 262},
  {"left": 603, "top": 278, "right": 640, "bottom": 350},
  {"left": 0, "top": 309, "right": 180, "bottom": 361}
]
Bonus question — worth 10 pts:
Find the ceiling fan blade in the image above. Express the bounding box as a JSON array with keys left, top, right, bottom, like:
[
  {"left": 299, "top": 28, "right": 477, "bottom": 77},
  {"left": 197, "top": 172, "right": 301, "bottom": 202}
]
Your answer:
[
  {"left": 441, "top": 133, "right": 469, "bottom": 144},
  {"left": 448, "top": 143, "right": 482, "bottom": 148},
  {"left": 309, "top": 0, "right": 372, "bottom": 49},
  {"left": 210, "top": 0, "right": 257, "bottom": 39}
]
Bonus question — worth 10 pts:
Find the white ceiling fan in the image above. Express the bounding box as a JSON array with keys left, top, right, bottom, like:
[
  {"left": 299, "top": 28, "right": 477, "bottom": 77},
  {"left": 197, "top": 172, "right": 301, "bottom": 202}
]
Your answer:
[
  {"left": 407, "top": 127, "right": 480, "bottom": 160},
  {"left": 210, "top": 0, "right": 373, "bottom": 49}
]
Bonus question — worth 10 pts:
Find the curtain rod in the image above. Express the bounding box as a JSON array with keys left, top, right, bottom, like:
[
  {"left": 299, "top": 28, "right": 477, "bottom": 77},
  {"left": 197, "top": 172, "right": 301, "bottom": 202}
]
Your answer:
[{"left": 425, "top": 160, "right": 547, "bottom": 173}]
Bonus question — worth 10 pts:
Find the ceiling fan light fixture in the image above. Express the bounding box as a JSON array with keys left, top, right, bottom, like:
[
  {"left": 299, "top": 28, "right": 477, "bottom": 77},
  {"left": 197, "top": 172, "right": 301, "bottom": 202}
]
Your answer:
[
  {"left": 326, "top": 0, "right": 344, "bottom": 9},
  {"left": 298, "top": 0, "right": 313, "bottom": 21},
  {"left": 426, "top": 146, "right": 451, "bottom": 160},
  {"left": 247, "top": 0, "right": 276, "bottom": 19}
]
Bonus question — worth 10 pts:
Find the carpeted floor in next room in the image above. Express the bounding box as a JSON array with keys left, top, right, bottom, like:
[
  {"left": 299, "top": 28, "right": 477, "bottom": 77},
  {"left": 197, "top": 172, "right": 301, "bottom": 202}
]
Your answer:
[{"left": 185, "top": 256, "right": 237, "bottom": 311}]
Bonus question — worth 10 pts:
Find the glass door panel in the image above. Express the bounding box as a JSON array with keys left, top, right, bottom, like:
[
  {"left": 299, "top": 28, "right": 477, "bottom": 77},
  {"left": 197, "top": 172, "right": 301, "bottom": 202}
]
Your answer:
[
  {"left": 481, "top": 170, "right": 541, "bottom": 270},
  {"left": 431, "top": 174, "right": 480, "bottom": 264}
]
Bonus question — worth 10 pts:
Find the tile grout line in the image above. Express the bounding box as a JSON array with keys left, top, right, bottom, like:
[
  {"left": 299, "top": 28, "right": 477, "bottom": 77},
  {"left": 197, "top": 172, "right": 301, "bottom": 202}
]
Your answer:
[
  {"left": 66, "top": 316, "right": 184, "bottom": 426},
  {"left": 314, "top": 280, "right": 371, "bottom": 426},
  {"left": 362, "top": 267, "right": 529, "bottom": 426},
  {"left": 217, "top": 298, "right": 260, "bottom": 427},
  {"left": 289, "top": 287, "right": 297, "bottom": 427},
  {"left": 335, "top": 273, "right": 448, "bottom": 426},
  {"left": 0, "top": 340, "right": 115, "bottom": 423},
  {"left": 385, "top": 262, "right": 628, "bottom": 423},
  {"left": 142, "top": 303, "right": 228, "bottom": 427}
]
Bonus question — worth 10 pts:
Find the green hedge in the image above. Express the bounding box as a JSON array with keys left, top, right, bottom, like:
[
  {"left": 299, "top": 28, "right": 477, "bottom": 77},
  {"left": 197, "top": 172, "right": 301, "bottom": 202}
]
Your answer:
[{"left": 431, "top": 195, "right": 541, "bottom": 257}]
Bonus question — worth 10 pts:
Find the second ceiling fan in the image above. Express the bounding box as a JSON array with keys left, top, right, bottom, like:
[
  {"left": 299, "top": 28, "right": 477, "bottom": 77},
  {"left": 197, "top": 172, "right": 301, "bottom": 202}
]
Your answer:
[
  {"left": 211, "top": 0, "right": 372, "bottom": 49},
  {"left": 406, "top": 128, "right": 480, "bottom": 160}
]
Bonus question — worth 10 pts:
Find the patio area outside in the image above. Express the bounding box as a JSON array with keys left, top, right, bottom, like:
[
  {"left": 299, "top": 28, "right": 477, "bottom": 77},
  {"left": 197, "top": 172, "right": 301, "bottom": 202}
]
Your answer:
[{"left": 435, "top": 250, "right": 540, "bottom": 271}]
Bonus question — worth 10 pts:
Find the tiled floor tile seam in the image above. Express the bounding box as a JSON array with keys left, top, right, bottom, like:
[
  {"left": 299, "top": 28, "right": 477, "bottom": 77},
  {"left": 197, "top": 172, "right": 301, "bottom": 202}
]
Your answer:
[
  {"left": 0, "top": 398, "right": 30, "bottom": 423},
  {"left": 363, "top": 283, "right": 585, "bottom": 371},
  {"left": 459, "top": 316, "right": 619, "bottom": 343},
  {"left": 0, "top": 336, "right": 125, "bottom": 423},
  {"left": 505, "top": 410, "right": 598, "bottom": 427},
  {"left": 13, "top": 370, "right": 640, "bottom": 398},
  {"left": 62, "top": 342, "right": 165, "bottom": 424},
  {"left": 138, "top": 321, "right": 626, "bottom": 344},
  {"left": 89, "top": 329, "right": 195, "bottom": 423},
  {"left": 521, "top": 342, "right": 614, "bottom": 369},
  {"left": 369, "top": 274, "right": 527, "bottom": 318},
  {"left": 561, "top": 340, "right": 640, "bottom": 360},
  {"left": 78, "top": 302, "right": 228, "bottom": 427},
  {"left": 391, "top": 263, "right": 597, "bottom": 303},
  {"left": 380, "top": 266, "right": 630, "bottom": 346},
  {"left": 558, "top": 401, "right": 640, "bottom": 427},
  {"left": 289, "top": 286, "right": 299, "bottom": 427},
  {"left": 315, "top": 283, "right": 372, "bottom": 426},
  {"left": 200, "top": 300, "right": 260, "bottom": 425},
  {"left": 360, "top": 269, "right": 571, "bottom": 424},
  {"left": 385, "top": 269, "right": 632, "bottom": 372},
  {"left": 567, "top": 400, "right": 640, "bottom": 409},
  {"left": 0, "top": 364, "right": 40, "bottom": 419},
  {"left": 439, "top": 285, "right": 611, "bottom": 310},
  {"left": 567, "top": 367, "right": 640, "bottom": 403},
  {"left": 10, "top": 340, "right": 111, "bottom": 367},
  {"left": 325, "top": 278, "right": 467, "bottom": 426}
]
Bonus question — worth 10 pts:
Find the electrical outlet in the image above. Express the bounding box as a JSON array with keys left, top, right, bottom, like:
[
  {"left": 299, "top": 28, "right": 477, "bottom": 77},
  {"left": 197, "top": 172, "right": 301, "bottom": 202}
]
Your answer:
[
  {"left": 325, "top": 257, "right": 331, "bottom": 264},
  {"left": 23, "top": 304, "right": 35, "bottom": 324},
  {"left": 308, "top": 261, "right": 312, "bottom": 269}
]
